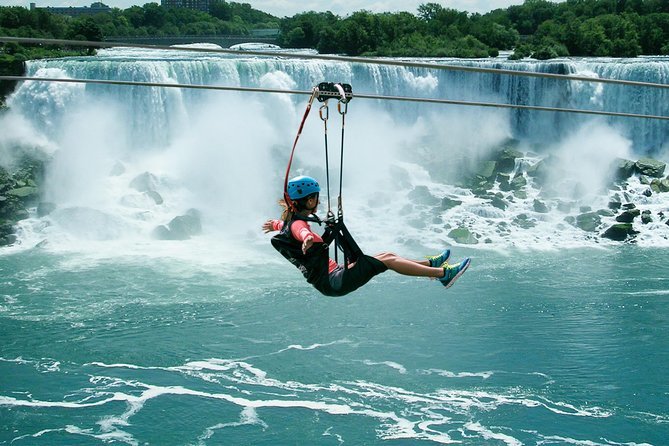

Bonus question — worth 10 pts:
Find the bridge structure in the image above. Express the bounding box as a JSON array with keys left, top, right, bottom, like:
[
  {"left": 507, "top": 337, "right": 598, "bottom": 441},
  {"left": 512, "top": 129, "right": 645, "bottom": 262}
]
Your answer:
[{"left": 103, "top": 34, "right": 279, "bottom": 48}]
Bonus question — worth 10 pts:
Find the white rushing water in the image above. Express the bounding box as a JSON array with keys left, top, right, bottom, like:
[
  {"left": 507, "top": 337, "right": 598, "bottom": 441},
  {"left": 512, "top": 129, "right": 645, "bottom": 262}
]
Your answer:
[{"left": 1, "top": 47, "right": 669, "bottom": 259}]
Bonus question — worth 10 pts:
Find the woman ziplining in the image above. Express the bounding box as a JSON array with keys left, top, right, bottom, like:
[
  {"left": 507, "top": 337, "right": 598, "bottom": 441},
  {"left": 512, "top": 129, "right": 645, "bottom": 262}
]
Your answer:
[{"left": 262, "top": 83, "right": 471, "bottom": 297}]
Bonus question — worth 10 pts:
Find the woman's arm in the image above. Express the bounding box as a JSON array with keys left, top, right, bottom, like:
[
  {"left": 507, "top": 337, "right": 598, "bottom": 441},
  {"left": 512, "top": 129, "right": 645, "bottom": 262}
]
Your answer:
[{"left": 262, "top": 219, "right": 283, "bottom": 233}]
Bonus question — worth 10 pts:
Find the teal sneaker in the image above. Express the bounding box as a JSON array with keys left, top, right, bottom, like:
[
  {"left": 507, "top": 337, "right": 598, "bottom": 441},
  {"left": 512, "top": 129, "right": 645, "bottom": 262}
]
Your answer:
[
  {"left": 427, "top": 249, "right": 451, "bottom": 267},
  {"left": 439, "top": 258, "right": 471, "bottom": 289}
]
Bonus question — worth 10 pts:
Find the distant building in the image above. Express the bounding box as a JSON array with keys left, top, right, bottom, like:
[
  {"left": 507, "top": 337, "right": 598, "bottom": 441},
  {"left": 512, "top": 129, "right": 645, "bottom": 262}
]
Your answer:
[
  {"left": 30, "top": 2, "right": 111, "bottom": 17},
  {"left": 161, "top": 0, "right": 210, "bottom": 12}
]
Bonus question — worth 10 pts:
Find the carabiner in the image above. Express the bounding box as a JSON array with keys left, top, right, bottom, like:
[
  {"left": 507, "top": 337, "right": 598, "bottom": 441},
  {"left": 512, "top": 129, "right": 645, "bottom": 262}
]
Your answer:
[
  {"left": 337, "top": 100, "right": 348, "bottom": 115},
  {"left": 319, "top": 101, "right": 329, "bottom": 121}
]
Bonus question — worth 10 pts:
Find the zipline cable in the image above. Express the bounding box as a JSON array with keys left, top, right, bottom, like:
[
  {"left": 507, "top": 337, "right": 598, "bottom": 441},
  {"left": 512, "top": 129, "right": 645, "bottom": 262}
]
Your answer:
[
  {"left": 2, "top": 36, "right": 669, "bottom": 90},
  {"left": 1, "top": 75, "right": 668, "bottom": 121}
]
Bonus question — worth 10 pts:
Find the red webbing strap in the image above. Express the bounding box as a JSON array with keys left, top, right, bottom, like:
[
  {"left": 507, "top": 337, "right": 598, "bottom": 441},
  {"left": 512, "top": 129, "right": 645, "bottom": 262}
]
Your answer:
[{"left": 283, "top": 88, "right": 318, "bottom": 211}]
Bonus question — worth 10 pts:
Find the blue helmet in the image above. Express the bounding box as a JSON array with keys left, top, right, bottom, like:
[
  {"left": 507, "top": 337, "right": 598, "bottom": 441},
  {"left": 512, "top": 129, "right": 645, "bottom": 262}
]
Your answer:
[{"left": 287, "top": 175, "right": 320, "bottom": 200}]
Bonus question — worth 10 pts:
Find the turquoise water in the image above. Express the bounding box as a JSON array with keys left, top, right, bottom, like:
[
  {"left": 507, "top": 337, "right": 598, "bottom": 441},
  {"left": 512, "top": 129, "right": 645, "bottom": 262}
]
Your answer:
[{"left": 1, "top": 247, "right": 667, "bottom": 445}]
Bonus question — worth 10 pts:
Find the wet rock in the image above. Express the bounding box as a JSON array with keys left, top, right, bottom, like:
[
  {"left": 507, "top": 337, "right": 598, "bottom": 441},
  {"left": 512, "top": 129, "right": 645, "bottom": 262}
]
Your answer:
[
  {"left": 650, "top": 178, "right": 669, "bottom": 193},
  {"left": 495, "top": 149, "right": 523, "bottom": 173},
  {"left": 641, "top": 210, "right": 652, "bottom": 224},
  {"left": 130, "top": 172, "right": 159, "bottom": 192},
  {"left": 622, "top": 203, "right": 636, "bottom": 210},
  {"left": 408, "top": 186, "right": 440, "bottom": 206},
  {"left": 643, "top": 188, "right": 653, "bottom": 197},
  {"left": 513, "top": 213, "right": 537, "bottom": 229},
  {"left": 168, "top": 209, "right": 202, "bottom": 239},
  {"left": 635, "top": 158, "right": 666, "bottom": 178},
  {"left": 476, "top": 161, "right": 497, "bottom": 180},
  {"left": 608, "top": 196, "right": 622, "bottom": 210},
  {"left": 601, "top": 223, "right": 639, "bottom": 241},
  {"left": 145, "top": 190, "right": 164, "bottom": 205},
  {"left": 153, "top": 209, "right": 202, "bottom": 240},
  {"left": 576, "top": 212, "right": 601, "bottom": 232},
  {"left": 151, "top": 225, "right": 171, "bottom": 240},
  {"left": 7, "top": 186, "right": 38, "bottom": 198},
  {"left": 514, "top": 190, "right": 528, "bottom": 199},
  {"left": 441, "top": 197, "right": 462, "bottom": 210},
  {"left": 448, "top": 227, "right": 479, "bottom": 244},
  {"left": 533, "top": 199, "right": 549, "bottom": 213},
  {"left": 37, "top": 202, "right": 56, "bottom": 217},
  {"left": 616, "top": 209, "right": 640, "bottom": 223},
  {"left": 612, "top": 158, "right": 636, "bottom": 181},
  {"left": 509, "top": 175, "right": 527, "bottom": 190},
  {"left": 639, "top": 175, "right": 651, "bottom": 185},
  {"left": 490, "top": 196, "right": 508, "bottom": 210}
]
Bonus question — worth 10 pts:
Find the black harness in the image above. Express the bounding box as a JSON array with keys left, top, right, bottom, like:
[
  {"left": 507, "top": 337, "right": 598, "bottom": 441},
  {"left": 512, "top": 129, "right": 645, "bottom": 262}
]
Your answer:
[{"left": 270, "top": 214, "right": 363, "bottom": 296}]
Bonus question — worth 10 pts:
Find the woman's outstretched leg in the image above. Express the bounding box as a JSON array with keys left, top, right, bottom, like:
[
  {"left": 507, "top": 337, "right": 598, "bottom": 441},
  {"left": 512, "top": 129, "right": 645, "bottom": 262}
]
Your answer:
[{"left": 374, "top": 252, "right": 444, "bottom": 278}]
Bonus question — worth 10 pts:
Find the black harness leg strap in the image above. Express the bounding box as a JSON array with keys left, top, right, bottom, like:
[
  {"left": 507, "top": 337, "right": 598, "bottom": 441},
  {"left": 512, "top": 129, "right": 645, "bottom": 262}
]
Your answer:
[{"left": 325, "top": 218, "right": 362, "bottom": 266}]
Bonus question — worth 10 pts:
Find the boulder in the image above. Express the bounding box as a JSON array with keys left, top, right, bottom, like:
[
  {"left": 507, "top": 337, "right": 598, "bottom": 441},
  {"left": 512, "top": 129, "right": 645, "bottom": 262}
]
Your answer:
[
  {"left": 616, "top": 209, "right": 640, "bottom": 223},
  {"left": 476, "top": 161, "right": 497, "bottom": 180},
  {"left": 513, "top": 213, "right": 537, "bottom": 229},
  {"left": 509, "top": 175, "right": 527, "bottom": 190},
  {"left": 7, "top": 186, "right": 39, "bottom": 198},
  {"left": 408, "top": 186, "right": 440, "bottom": 206},
  {"left": 448, "top": 227, "right": 479, "bottom": 244},
  {"left": 601, "top": 224, "right": 639, "bottom": 241},
  {"left": 608, "top": 195, "right": 622, "bottom": 210},
  {"left": 612, "top": 158, "right": 635, "bottom": 181},
  {"left": 641, "top": 210, "right": 652, "bottom": 224},
  {"left": 533, "top": 199, "right": 549, "bottom": 213},
  {"left": 490, "top": 196, "right": 508, "bottom": 210},
  {"left": 576, "top": 212, "right": 601, "bottom": 232},
  {"left": 152, "top": 209, "right": 202, "bottom": 240},
  {"left": 130, "top": 172, "right": 158, "bottom": 192},
  {"left": 145, "top": 190, "right": 164, "bottom": 205},
  {"left": 635, "top": 158, "right": 666, "bottom": 178},
  {"left": 650, "top": 178, "right": 669, "bottom": 193},
  {"left": 37, "top": 202, "right": 56, "bottom": 217},
  {"left": 441, "top": 197, "right": 462, "bottom": 210},
  {"left": 168, "top": 209, "right": 202, "bottom": 239},
  {"left": 495, "top": 149, "right": 523, "bottom": 173},
  {"left": 151, "top": 225, "right": 172, "bottom": 240}
]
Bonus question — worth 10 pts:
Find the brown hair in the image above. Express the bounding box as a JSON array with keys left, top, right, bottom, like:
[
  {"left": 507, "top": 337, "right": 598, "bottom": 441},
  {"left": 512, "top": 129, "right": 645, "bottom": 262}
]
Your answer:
[{"left": 278, "top": 199, "right": 293, "bottom": 222}]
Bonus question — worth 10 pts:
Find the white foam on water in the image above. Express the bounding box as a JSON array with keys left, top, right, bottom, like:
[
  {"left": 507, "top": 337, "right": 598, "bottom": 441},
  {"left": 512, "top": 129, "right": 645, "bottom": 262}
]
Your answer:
[
  {"left": 361, "top": 360, "right": 408, "bottom": 374},
  {"left": 2, "top": 356, "right": 647, "bottom": 445},
  {"left": 196, "top": 407, "right": 268, "bottom": 445},
  {"left": 423, "top": 368, "right": 494, "bottom": 379},
  {"left": 463, "top": 422, "right": 523, "bottom": 446}
]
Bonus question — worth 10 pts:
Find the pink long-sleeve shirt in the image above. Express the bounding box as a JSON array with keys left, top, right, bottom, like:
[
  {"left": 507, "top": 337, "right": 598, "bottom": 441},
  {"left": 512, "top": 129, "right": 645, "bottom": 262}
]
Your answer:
[{"left": 271, "top": 219, "right": 339, "bottom": 273}]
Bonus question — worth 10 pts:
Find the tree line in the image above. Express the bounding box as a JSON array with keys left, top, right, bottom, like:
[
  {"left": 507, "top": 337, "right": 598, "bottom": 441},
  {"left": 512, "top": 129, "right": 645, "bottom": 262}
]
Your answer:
[
  {"left": 1, "top": 0, "right": 669, "bottom": 60},
  {"left": 279, "top": 0, "right": 669, "bottom": 58}
]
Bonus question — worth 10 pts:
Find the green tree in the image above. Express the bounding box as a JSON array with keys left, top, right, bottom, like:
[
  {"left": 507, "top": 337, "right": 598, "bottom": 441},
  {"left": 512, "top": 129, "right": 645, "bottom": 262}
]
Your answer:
[
  {"left": 210, "top": 0, "right": 233, "bottom": 21},
  {"left": 577, "top": 19, "right": 612, "bottom": 55},
  {"left": 68, "top": 17, "right": 103, "bottom": 41},
  {"left": 143, "top": 3, "right": 166, "bottom": 29}
]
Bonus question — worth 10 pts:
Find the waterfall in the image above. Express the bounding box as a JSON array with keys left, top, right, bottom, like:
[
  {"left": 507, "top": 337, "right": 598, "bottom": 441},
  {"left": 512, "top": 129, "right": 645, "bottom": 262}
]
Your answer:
[{"left": 2, "top": 48, "right": 669, "bottom": 252}]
